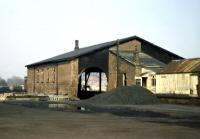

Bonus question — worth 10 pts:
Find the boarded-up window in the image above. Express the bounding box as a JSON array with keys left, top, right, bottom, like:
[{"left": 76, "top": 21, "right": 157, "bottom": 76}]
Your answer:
[
  {"left": 41, "top": 69, "right": 44, "bottom": 83},
  {"left": 46, "top": 68, "right": 49, "bottom": 83},
  {"left": 51, "top": 67, "right": 56, "bottom": 83},
  {"left": 36, "top": 70, "right": 39, "bottom": 83}
]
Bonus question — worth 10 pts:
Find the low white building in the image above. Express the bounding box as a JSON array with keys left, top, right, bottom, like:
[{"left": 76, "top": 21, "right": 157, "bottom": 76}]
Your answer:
[
  {"left": 156, "top": 58, "right": 200, "bottom": 97},
  {"left": 135, "top": 68, "right": 157, "bottom": 93},
  {"left": 134, "top": 52, "right": 166, "bottom": 93}
]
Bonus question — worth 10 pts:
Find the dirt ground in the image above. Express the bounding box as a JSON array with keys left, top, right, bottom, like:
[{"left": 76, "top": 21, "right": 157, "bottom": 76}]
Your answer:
[{"left": 0, "top": 102, "right": 200, "bottom": 139}]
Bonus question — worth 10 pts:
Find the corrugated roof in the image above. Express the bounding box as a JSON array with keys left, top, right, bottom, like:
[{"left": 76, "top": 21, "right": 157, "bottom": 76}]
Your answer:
[
  {"left": 139, "top": 52, "right": 166, "bottom": 67},
  {"left": 158, "top": 58, "right": 200, "bottom": 74},
  {"left": 26, "top": 35, "right": 183, "bottom": 67}
]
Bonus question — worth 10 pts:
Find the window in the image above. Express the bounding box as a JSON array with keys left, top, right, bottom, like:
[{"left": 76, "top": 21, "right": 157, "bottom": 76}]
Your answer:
[
  {"left": 41, "top": 69, "right": 44, "bottom": 83},
  {"left": 136, "top": 79, "right": 141, "bottom": 86},
  {"left": 52, "top": 67, "right": 56, "bottom": 83},
  {"left": 36, "top": 70, "right": 39, "bottom": 83},
  {"left": 151, "top": 76, "right": 156, "bottom": 86},
  {"left": 152, "top": 78, "right": 156, "bottom": 86},
  {"left": 46, "top": 68, "right": 49, "bottom": 83}
]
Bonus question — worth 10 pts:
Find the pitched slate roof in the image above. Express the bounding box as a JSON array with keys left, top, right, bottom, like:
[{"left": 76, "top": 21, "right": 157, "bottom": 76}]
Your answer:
[
  {"left": 158, "top": 58, "right": 200, "bottom": 74},
  {"left": 109, "top": 51, "right": 136, "bottom": 66},
  {"left": 26, "top": 36, "right": 183, "bottom": 67}
]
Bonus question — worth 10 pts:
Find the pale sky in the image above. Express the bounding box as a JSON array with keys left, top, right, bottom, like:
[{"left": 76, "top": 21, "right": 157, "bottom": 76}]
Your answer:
[{"left": 0, "top": 0, "right": 199, "bottom": 79}]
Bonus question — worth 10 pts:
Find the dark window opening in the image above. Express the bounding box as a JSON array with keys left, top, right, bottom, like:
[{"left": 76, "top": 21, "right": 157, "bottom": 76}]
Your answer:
[
  {"left": 123, "top": 73, "right": 127, "bottom": 86},
  {"left": 136, "top": 79, "right": 141, "bottom": 86},
  {"left": 142, "top": 77, "right": 147, "bottom": 88},
  {"left": 152, "top": 76, "right": 156, "bottom": 86}
]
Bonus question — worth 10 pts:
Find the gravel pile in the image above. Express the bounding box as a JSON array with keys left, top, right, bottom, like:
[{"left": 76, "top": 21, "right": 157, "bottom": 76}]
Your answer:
[{"left": 84, "top": 85, "right": 159, "bottom": 105}]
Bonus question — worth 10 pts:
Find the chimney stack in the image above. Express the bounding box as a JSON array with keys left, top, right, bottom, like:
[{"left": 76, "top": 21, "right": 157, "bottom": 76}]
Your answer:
[{"left": 74, "top": 40, "right": 79, "bottom": 50}]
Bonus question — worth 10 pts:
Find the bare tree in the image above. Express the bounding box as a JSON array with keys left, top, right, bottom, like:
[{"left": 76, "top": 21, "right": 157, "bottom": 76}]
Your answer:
[
  {"left": 7, "top": 76, "right": 24, "bottom": 86},
  {"left": 0, "top": 76, "right": 8, "bottom": 86}
]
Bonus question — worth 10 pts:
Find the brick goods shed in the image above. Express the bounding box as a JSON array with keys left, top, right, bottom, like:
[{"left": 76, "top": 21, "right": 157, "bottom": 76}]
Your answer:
[
  {"left": 26, "top": 36, "right": 183, "bottom": 99},
  {"left": 156, "top": 58, "right": 200, "bottom": 97}
]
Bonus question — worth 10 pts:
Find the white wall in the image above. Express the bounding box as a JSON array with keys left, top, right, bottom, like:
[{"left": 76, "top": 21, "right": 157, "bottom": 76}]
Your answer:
[
  {"left": 156, "top": 73, "right": 198, "bottom": 96},
  {"left": 135, "top": 68, "right": 156, "bottom": 93}
]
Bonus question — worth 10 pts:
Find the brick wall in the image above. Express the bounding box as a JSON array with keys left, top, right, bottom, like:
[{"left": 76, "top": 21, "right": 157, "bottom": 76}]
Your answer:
[
  {"left": 27, "top": 39, "right": 144, "bottom": 97},
  {"left": 27, "top": 59, "right": 79, "bottom": 97},
  {"left": 27, "top": 67, "right": 35, "bottom": 93},
  {"left": 108, "top": 40, "right": 141, "bottom": 91}
]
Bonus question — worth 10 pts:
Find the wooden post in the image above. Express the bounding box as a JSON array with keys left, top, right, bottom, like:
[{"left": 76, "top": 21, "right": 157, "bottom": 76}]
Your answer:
[
  {"left": 116, "top": 39, "right": 120, "bottom": 87},
  {"left": 78, "top": 74, "right": 82, "bottom": 91},
  {"left": 99, "top": 72, "right": 102, "bottom": 93},
  {"left": 85, "top": 72, "right": 87, "bottom": 91},
  {"left": 198, "top": 74, "right": 200, "bottom": 97}
]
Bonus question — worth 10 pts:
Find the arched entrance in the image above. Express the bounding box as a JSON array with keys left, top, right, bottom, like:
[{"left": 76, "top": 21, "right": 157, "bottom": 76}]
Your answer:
[{"left": 78, "top": 67, "right": 107, "bottom": 99}]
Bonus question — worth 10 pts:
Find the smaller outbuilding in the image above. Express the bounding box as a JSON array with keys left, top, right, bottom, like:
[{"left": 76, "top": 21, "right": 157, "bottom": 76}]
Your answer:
[{"left": 156, "top": 58, "right": 200, "bottom": 97}]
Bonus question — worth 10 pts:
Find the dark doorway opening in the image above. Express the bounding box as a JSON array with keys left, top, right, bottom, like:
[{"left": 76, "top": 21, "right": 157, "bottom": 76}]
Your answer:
[
  {"left": 78, "top": 67, "right": 107, "bottom": 99},
  {"left": 142, "top": 77, "right": 147, "bottom": 88},
  {"left": 198, "top": 76, "right": 200, "bottom": 97},
  {"left": 123, "top": 73, "right": 127, "bottom": 86}
]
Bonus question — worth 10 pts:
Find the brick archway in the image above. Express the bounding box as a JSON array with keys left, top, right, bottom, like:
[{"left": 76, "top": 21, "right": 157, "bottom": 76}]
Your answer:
[{"left": 78, "top": 67, "right": 107, "bottom": 99}]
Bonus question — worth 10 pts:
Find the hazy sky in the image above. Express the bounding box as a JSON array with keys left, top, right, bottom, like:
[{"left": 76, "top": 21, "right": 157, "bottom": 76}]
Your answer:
[{"left": 0, "top": 0, "right": 199, "bottom": 79}]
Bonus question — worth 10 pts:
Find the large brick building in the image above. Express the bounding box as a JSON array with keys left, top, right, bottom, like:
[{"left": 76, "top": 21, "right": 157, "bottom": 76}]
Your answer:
[{"left": 26, "top": 36, "right": 183, "bottom": 99}]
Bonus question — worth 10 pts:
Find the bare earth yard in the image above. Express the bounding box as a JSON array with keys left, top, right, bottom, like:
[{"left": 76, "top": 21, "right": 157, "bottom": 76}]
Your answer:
[{"left": 0, "top": 103, "right": 200, "bottom": 139}]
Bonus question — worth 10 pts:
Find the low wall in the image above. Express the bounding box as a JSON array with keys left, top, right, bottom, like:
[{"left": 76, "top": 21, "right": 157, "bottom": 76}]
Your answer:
[{"left": 157, "top": 94, "right": 200, "bottom": 106}]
